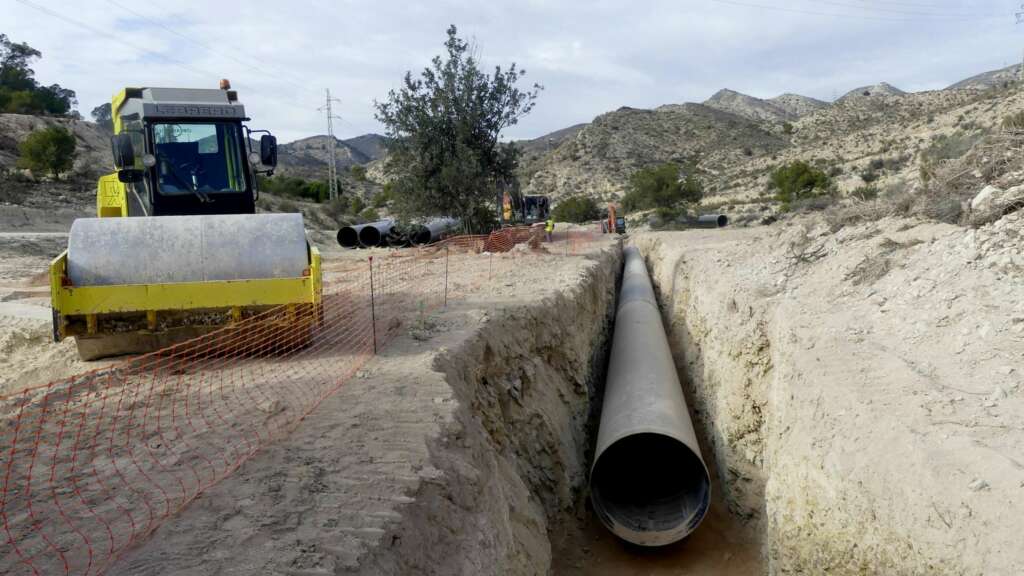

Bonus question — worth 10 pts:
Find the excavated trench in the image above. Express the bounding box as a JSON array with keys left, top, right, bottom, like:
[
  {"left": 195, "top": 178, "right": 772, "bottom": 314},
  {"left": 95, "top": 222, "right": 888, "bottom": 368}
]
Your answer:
[{"left": 359, "top": 243, "right": 765, "bottom": 575}]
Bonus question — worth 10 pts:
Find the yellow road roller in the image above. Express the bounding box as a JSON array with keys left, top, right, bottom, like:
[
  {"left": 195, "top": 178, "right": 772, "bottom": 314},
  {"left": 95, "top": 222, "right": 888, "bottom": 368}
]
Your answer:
[{"left": 50, "top": 84, "right": 322, "bottom": 359}]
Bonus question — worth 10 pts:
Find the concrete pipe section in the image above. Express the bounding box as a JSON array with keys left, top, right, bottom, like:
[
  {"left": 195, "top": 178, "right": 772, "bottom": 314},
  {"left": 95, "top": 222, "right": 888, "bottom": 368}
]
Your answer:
[
  {"left": 590, "top": 246, "right": 711, "bottom": 547},
  {"left": 357, "top": 219, "right": 396, "bottom": 248},
  {"left": 695, "top": 214, "right": 729, "bottom": 228}
]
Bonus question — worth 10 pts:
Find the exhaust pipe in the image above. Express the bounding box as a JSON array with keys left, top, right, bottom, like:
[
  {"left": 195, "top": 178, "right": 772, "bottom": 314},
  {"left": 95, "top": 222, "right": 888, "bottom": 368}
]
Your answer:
[
  {"left": 357, "top": 219, "right": 395, "bottom": 248},
  {"left": 409, "top": 217, "right": 460, "bottom": 246},
  {"left": 590, "top": 246, "right": 710, "bottom": 547}
]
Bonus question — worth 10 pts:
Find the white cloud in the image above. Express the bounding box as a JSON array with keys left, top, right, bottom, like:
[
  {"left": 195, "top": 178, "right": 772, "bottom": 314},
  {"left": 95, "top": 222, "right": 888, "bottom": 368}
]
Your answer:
[{"left": 3, "top": 0, "right": 1019, "bottom": 143}]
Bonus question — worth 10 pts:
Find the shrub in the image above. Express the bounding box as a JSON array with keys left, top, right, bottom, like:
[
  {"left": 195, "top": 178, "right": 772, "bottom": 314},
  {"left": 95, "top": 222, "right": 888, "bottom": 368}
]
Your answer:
[
  {"left": 1003, "top": 111, "right": 1024, "bottom": 131},
  {"left": 851, "top": 185, "right": 879, "bottom": 201},
  {"left": 860, "top": 169, "right": 879, "bottom": 183},
  {"left": 868, "top": 158, "right": 885, "bottom": 171},
  {"left": 552, "top": 196, "right": 602, "bottom": 223},
  {"left": 257, "top": 175, "right": 332, "bottom": 203},
  {"left": 782, "top": 122, "right": 794, "bottom": 135},
  {"left": 350, "top": 164, "right": 367, "bottom": 181},
  {"left": 17, "top": 125, "right": 76, "bottom": 179},
  {"left": 622, "top": 162, "right": 702, "bottom": 212},
  {"left": 349, "top": 195, "right": 366, "bottom": 214},
  {"left": 358, "top": 207, "right": 380, "bottom": 222},
  {"left": 768, "top": 160, "right": 832, "bottom": 208}
]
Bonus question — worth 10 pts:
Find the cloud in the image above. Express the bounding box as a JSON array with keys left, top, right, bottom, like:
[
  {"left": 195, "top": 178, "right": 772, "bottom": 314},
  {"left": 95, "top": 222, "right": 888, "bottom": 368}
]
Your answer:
[{"left": 5, "top": 0, "right": 1019, "bottom": 143}]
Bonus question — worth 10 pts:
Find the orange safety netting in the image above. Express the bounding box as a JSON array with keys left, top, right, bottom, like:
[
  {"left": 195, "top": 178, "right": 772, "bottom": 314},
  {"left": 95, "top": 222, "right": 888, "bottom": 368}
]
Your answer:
[{"left": 0, "top": 227, "right": 603, "bottom": 575}]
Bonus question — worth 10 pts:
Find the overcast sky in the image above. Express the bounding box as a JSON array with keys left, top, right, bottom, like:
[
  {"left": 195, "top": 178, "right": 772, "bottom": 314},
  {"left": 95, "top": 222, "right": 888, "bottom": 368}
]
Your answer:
[{"left": 4, "top": 0, "right": 1021, "bottom": 142}]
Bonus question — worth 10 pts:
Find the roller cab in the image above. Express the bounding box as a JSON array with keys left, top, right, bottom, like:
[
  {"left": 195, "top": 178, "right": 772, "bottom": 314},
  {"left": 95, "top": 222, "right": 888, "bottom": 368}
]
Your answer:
[{"left": 50, "top": 85, "right": 323, "bottom": 359}]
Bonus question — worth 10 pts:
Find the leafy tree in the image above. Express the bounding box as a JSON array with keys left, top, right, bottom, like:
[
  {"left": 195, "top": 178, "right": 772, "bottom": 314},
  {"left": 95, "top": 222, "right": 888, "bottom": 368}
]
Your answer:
[
  {"left": 768, "top": 160, "right": 832, "bottom": 207},
  {"left": 348, "top": 195, "right": 366, "bottom": 214},
  {"left": 553, "top": 195, "right": 601, "bottom": 223},
  {"left": 621, "top": 162, "right": 702, "bottom": 212},
  {"left": 358, "top": 207, "right": 380, "bottom": 222},
  {"left": 17, "top": 125, "right": 76, "bottom": 179},
  {"left": 374, "top": 25, "right": 540, "bottom": 233},
  {"left": 91, "top": 102, "right": 113, "bottom": 132},
  {"left": 0, "top": 34, "right": 76, "bottom": 115}
]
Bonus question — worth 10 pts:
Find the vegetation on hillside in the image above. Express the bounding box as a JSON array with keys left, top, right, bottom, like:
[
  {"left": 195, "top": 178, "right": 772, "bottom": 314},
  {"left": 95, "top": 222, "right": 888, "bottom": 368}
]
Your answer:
[
  {"left": 622, "top": 162, "right": 703, "bottom": 214},
  {"left": 0, "top": 34, "right": 76, "bottom": 115},
  {"left": 768, "top": 160, "right": 833, "bottom": 209},
  {"left": 17, "top": 126, "right": 76, "bottom": 179},
  {"left": 552, "top": 195, "right": 602, "bottom": 223},
  {"left": 375, "top": 25, "right": 541, "bottom": 233}
]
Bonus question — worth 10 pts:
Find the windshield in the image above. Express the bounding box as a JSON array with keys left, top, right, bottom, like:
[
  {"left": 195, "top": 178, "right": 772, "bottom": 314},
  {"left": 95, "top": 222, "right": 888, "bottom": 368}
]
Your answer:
[{"left": 152, "top": 122, "right": 247, "bottom": 196}]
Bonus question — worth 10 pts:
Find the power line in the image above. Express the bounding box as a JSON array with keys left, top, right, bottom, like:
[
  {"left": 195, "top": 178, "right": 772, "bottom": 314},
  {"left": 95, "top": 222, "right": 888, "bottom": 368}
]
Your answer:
[
  {"left": 14, "top": 0, "right": 321, "bottom": 120},
  {"left": 105, "top": 0, "right": 320, "bottom": 96},
  {"left": 809, "top": 0, "right": 1007, "bottom": 19},
  {"left": 709, "top": 0, "right": 1005, "bottom": 21}
]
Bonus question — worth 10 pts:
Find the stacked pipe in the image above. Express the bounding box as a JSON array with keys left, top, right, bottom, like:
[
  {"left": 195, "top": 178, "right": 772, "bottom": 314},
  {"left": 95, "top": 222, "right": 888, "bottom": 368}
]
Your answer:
[
  {"left": 590, "top": 246, "right": 711, "bottom": 547},
  {"left": 336, "top": 218, "right": 460, "bottom": 249}
]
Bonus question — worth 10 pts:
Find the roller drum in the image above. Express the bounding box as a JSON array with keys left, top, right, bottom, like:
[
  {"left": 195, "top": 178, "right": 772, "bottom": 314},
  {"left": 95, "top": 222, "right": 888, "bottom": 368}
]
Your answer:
[{"left": 67, "top": 213, "right": 309, "bottom": 286}]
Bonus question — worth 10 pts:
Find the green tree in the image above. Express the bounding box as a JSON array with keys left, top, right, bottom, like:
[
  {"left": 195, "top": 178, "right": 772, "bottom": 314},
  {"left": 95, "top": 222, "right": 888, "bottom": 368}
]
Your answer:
[
  {"left": 768, "top": 160, "right": 832, "bottom": 207},
  {"left": 91, "top": 102, "right": 113, "bottom": 132},
  {"left": 374, "top": 25, "right": 540, "bottom": 232},
  {"left": 350, "top": 164, "right": 367, "bottom": 181},
  {"left": 552, "top": 196, "right": 602, "bottom": 223},
  {"left": 621, "top": 163, "right": 702, "bottom": 212},
  {"left": 0, "top": 34, "right": 76, "bottom": 115},
  {"left": 17, "top": 125, "right": 77, "bottom": 179}
]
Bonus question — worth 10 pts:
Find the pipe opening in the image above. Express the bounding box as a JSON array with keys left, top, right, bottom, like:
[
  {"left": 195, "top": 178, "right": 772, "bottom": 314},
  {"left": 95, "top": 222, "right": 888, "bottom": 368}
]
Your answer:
[
  {"left": 591, "top": 432, "right": 710, "bottom": 544},
  {"left": 359, "top": 227, "right": 383, "bottom": 248},
  {"left": 337, "top": 227, "right": 360, "bottom": 249}
]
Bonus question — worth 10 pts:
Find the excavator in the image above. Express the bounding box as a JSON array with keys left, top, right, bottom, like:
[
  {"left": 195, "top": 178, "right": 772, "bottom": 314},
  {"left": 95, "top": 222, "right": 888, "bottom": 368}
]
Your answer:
[{"left": 50, "top": 82, "right": 322, "bottom": 359}]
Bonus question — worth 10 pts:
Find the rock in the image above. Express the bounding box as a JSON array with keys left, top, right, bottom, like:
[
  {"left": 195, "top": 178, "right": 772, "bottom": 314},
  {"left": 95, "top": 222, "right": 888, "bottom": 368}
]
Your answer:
[
  {"left": 970, "top": 186, "right": 1002, "bottom": 211},
  {"left": 968, "top": 478, "right": 990, "bottom": 492},
  {"left": 971, "top": 184, "right": 1024, "bottom": 220}
]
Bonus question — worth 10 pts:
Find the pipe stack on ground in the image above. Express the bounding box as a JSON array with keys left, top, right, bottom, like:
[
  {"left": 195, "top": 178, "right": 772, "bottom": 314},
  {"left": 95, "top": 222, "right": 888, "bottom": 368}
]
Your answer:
[
  {"left": 409, "top": 217, "right": 460, "bottom": 246},
  {"left": 590, "top": 246, "right": 711, "bottom": 547},
  {"left": 357, "top": 219, "right": 395, "bottom": 248}
]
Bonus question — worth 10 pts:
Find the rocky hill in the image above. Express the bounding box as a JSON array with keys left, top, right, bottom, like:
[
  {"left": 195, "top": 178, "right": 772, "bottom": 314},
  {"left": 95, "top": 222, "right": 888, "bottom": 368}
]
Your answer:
[
  {"left": 836, "top": 82, "right": 906, "bottom": 103},
  {"left": 521, "top": 103, "right": 787, "bottom": 202},
  {"left": 947, "top": 63, "right": 1021, "bottom": 90},
  {"left": 519, "top": 64, "right": 1024, "bottom": 213},
  {"left": 704, "top": 89, "right": 795, "bottom": 123},
  {"left": 769, "top": 93, "right": 828, "bottom": 118}
]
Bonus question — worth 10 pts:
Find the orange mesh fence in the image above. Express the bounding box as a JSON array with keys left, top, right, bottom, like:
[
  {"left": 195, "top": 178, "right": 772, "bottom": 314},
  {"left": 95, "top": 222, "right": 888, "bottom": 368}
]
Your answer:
[{"left": 0, "top": 228, "right": 600, "bottom": 575}]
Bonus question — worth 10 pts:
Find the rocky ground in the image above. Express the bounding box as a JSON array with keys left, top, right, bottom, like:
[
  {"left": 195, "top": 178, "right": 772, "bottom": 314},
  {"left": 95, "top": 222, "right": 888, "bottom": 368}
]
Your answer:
[{"left": 635, "top": 208, "right": 1024, "bottom": 575}]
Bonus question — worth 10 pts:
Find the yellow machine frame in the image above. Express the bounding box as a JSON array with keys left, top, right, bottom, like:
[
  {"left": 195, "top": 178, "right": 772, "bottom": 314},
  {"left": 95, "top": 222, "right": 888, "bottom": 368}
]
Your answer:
[{"left": 50, "top": 248, "right": 321, "bottom": 340}]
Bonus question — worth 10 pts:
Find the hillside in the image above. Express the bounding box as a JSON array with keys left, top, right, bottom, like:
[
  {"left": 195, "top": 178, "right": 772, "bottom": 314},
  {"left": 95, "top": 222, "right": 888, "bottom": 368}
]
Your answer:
[
  {"left": 704, "top": 89, "right": 795, "bottom": 123},
  {"left": 948, "top": 63, "right": 1021, "bottom": 90},
  {"left": 521, "top": 103, "right": 787, "bottom": 202},
  {"left": 518, "top": 65, "right": 1024, "bottom": 214}
]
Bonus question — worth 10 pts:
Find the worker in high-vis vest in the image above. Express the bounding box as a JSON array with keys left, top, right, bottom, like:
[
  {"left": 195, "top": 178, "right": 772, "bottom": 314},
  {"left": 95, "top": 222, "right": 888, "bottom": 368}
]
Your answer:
[{"left": 545, "top": 218, "right": 554, "bottom": 242}]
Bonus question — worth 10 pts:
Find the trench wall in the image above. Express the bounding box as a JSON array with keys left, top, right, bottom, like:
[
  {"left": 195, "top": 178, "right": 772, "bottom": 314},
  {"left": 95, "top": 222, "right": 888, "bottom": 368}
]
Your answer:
[
  {"left": 354, "top": 245, "right": 622, "bottom": 575},
  {"left": 635, "top": 216, "right": 1024, "bottom": 576}
]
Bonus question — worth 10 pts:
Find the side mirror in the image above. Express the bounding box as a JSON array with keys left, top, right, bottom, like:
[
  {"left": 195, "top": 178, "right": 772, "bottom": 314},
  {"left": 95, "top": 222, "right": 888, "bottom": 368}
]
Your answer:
[
  {"left": 111, "top": 134, "right": 135, "bottom": 170},
  {"left": 117, "top": 169, "right": 144, "bottom": 184},
  {"left": 260, "top": 135, "right": 278, "bottom": 168}
]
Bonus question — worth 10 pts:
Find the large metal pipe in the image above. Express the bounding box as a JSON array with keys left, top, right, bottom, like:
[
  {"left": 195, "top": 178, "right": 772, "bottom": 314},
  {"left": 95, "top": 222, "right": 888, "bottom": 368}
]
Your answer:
[
  {"left": 337, "top": 224, "right": 363, "bottom": 249},
  {"left": 590, "top": 246, "right": 711, "bottom": 547},
  {"left": 409, "top": 217, "right": 460, "bottom": 246},
  {"left": 357, "top": 219, "right": 395, "bottom": 248},
  {"left": 694, "top": 214, "right": 729, "bottom": 228}
]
